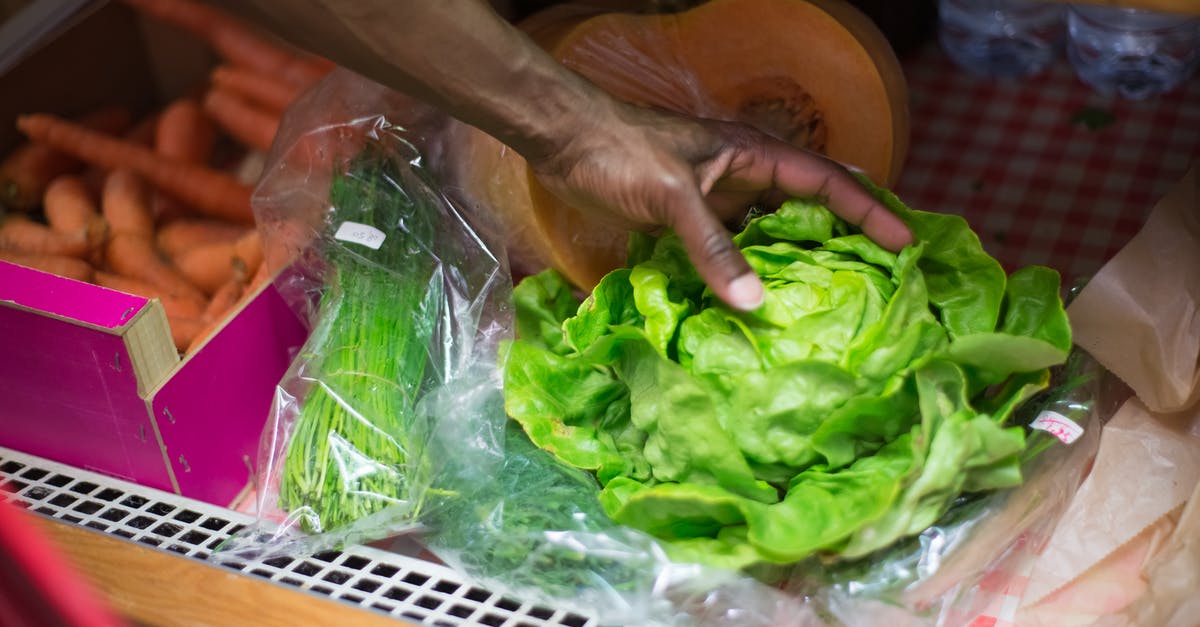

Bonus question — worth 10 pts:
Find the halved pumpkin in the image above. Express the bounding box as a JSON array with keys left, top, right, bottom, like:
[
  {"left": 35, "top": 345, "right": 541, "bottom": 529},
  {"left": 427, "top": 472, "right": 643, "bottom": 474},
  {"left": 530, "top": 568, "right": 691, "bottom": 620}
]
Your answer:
[{"left": 460, "top": 0, "right": 910, "bottom": 290}]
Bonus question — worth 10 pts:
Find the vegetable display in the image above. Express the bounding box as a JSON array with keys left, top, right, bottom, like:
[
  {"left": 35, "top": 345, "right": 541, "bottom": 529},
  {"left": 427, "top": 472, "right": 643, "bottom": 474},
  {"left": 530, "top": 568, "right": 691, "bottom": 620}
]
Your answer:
[
  {"left": 203, "top": 66, "right": 1099, "bottom": 624},
  {"left": 502, "top": 185, "right": 1072, "bottom": 570}
]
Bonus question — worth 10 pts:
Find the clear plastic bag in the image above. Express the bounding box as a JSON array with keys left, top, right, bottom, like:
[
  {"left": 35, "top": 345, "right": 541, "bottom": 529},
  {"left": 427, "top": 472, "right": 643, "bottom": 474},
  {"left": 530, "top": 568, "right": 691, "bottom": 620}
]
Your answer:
[
  {"left": 218, "top": 70, "right": 512, "bottom": 557},
  {"left": 216, "top": 67, "right": 1113, "bottom": 626}
]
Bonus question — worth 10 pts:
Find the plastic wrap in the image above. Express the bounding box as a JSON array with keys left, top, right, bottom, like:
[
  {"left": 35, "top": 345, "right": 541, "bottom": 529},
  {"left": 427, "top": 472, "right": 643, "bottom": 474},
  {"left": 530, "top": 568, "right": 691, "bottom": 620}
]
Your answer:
[
  {"left": 217, "top": 70, "right": 513, "bottom": 557},
  {"left": 216, "top": 66, "right": 1114, "bottom": 626},
  {"left": 418, "top": 347, "right": 1113, "bottom": 626}
]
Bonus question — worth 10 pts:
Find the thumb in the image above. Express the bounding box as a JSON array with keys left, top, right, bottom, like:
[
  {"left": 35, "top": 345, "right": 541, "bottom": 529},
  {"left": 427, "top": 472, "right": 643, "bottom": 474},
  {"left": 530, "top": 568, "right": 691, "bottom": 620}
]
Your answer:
[{"left": 669, "top": 194, "right": 763, "bottom": 311}]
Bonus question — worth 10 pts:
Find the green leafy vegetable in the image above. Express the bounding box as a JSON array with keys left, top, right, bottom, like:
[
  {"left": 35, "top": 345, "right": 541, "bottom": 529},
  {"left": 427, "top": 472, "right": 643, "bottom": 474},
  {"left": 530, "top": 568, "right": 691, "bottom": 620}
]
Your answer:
[
  {"left": 502, "top": 187, "right": 1071, "bottom": 570},
  {"left": 422, "top": 420, "right": 657, "bottom": 600},
  {"left": 279, "top": 148, "right": 443, "bottom": 533}
]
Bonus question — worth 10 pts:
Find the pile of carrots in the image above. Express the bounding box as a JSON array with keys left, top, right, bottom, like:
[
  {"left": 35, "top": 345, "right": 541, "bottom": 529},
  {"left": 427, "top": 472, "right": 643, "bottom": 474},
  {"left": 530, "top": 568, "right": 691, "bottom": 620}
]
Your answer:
[{"left": 0, "top": 0, "right": 333, "bottom": 354}]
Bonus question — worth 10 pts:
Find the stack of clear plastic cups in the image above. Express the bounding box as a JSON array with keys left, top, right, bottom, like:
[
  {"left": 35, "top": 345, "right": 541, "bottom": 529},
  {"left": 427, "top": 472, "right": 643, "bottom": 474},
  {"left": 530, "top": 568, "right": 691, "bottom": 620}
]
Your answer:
[
  {"left": 1067, "top": 5, "right": 1200, "bottom": 100},
  {"left": 938, "top": 0, "right": 1066, "bottom": 78}
]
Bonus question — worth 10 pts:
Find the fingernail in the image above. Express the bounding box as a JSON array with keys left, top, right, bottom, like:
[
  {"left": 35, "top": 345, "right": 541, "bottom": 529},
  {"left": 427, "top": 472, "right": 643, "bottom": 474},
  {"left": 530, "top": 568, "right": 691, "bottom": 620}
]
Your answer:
[{"left": 727, "top": 273, "right": 764, "bottom": 311}]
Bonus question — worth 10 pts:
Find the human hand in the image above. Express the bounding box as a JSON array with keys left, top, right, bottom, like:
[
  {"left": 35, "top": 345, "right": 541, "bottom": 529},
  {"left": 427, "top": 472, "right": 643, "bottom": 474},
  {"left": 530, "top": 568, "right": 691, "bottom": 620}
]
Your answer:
[
  {"left": 205, "top": 0, "right": 910, "bottom": 311},
  {"left": 525, "top": 100, "right": 914, "bottom": 311}
]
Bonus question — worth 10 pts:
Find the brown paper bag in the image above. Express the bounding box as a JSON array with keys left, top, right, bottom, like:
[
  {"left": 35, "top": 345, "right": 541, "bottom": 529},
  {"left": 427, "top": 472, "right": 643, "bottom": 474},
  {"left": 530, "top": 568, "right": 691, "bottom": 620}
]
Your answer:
[{"left": 1067, "top": 166, "right": 1199, "bottom": 414}]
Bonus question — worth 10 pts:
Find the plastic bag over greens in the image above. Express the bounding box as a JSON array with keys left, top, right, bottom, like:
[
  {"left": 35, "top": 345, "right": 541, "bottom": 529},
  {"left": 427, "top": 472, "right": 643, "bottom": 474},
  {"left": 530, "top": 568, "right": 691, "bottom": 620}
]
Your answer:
[
  {"left": 215, "top": 70, "right": 1108, "bottom": 626},
  {"left": 216, "top": 72, "right": 513, "bottom": 557}
]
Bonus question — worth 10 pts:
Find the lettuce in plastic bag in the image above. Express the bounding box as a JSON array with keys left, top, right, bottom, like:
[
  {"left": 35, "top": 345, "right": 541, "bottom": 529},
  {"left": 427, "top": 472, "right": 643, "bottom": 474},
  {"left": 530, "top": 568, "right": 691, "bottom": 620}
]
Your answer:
[{"left": 502, "top": 186, "right": 1071, "bottom": 570}]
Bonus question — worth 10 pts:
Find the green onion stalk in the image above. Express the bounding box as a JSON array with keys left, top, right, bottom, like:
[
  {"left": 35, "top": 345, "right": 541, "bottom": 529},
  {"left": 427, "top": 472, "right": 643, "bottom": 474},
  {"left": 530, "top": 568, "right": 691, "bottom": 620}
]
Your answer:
[{"left": 279, "top": 148, "right": 442, "bottom": 534}]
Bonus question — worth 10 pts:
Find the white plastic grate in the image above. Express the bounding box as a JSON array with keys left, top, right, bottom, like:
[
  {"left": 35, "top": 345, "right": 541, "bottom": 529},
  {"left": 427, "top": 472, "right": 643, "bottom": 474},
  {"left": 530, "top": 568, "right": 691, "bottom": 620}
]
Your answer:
[{"left": 0, "top": 446, "right": 595, "bottom": 627}]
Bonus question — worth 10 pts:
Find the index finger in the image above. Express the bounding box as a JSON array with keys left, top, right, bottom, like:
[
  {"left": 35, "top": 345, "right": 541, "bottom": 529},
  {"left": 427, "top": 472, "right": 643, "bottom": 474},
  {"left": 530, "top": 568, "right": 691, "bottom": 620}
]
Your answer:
[{"left": 663, "top": 178, "right": 764, "bottom": 312}]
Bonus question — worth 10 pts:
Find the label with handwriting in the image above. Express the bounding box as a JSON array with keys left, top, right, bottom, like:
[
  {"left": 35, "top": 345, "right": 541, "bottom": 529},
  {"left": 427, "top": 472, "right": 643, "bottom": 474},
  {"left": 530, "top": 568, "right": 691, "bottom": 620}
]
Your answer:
[
  {"left": 1030, "top": 410, "right": 1084, "bottom": 444},
  {"left": 334, "top": 221, "right": 386, "bottom": 250}
]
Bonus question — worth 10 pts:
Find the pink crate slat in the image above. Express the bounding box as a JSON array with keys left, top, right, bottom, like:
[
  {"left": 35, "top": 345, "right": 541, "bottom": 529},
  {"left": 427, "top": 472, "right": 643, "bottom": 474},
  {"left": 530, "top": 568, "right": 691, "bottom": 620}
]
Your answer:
[
  {"left": 0, "top": 260, "right": 147, "bottom": 330},
  {"left": 150, "top": 283, "right": 308, "bottom": 506},
  {"left": 893, "top": 43, "right": 1200, "bottom": 289},
  {"left": 0, "top": 303, "right": 173, "bottom": 491}
]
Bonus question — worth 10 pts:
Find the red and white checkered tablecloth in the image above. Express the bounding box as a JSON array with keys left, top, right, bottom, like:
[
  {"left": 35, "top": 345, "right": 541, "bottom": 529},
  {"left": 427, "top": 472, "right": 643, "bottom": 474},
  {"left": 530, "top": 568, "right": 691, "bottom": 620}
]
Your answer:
[{"left": 892, "top": 42, "right": 1200, "bottom": 290}]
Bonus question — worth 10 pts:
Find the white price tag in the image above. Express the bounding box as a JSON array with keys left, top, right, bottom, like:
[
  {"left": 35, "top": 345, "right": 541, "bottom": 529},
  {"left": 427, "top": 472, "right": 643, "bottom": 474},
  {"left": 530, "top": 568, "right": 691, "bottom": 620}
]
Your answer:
[
  {"left": 334, "top": 221, "right": 386, "bottom": 250},
  {"left": 1030, "top": 410, "right": 1084, "bottom": 445}
]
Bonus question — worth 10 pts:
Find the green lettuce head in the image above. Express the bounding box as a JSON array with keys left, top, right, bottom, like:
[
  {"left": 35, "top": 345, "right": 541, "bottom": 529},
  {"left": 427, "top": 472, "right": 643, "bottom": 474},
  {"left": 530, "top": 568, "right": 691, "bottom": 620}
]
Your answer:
[{"left": 501, "top": 185, "right": 1071, "bottom": 570}]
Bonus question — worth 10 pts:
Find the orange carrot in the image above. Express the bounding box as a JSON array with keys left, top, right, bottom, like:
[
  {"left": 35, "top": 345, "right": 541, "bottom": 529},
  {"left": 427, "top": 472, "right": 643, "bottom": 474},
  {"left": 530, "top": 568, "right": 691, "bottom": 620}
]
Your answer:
[
  {"left": 105, "top": 232, "right": 208, "bottom": 308},
  {"left": 43, "top": 175, "right": 108, "bottom": 265},
  {"left": 204, "top": 277, "right": 244, "bottom": 320},
  {"left": 0, "top": 250, "right": 94, "bottom": 282},
  {"left": 233, "top": 229, "right": 263, "bottom": 277},
  {"left": 246, "top": 255, "right": 271, "bottom": 292},
  {"left": 151, "top": 193, "right": 191, "bottom": 225},
  {"left": 101, "top": 169, "right": 156, "bottom": 238},
  {"left": 120, "top": 0, "right": 332, "bottom": 88},
  {"left": 156, "top": 218, "right": 246, "bottom": 258},
  {"left": 84, "top": 113, "right": 160, "bottom": 192},
  {"left": 184, "top": 319, "right": 213, "bottom": 354},
  {"left": 210, "top": 65, "right": 302, "bottom": 114},
  {"left": 175, "top": 226, "right": 263, "bottom": 290},
  {"left": 173, "top": 239, "right": 240, "bottom": 295},
  {"left": 184, "top": 278, "right": 244, "bottom": 353},
  {"left": 0, "top": 106, "right": 132, "bottom": 212},
  {"left": 170, "top": 315, "right": 208, "bottom": 353},
  {"left": 155, "top": 98, "right": 217, "bottom": 165},
  {"left": 202, "top": 88, "right": 279, "bottom": 153},
  {"left": 0, "top": 215, "right": 90, "bottom": 258},
  {"left": 44, "top": 176, "right": 101, "bottom": 232},
  {"left": 93, "top": 270, "right": 207, "bottom": 321},
  {"left": 153, "top": 99, "right": 217, "bottom": 222},
  {"left": 16, "top": 114, "right": 255, "bottom": 224}
]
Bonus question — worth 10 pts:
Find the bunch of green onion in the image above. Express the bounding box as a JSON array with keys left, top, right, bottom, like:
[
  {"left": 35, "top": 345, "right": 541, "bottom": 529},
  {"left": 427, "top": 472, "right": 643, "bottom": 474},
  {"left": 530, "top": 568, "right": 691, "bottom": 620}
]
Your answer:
[{"left": 279, "top": 149, "right": 442, "bottom": 533}]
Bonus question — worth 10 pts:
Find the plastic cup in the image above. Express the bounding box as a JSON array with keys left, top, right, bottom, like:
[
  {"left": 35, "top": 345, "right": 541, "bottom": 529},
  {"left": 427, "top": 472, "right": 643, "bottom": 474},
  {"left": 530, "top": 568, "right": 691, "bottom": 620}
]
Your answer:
[
  {"left": 938, "top": 0, "right": 1066, "bottom": 78},
  {"left": 1067, "top": 5, "right": 1200, "bottom": 100}
]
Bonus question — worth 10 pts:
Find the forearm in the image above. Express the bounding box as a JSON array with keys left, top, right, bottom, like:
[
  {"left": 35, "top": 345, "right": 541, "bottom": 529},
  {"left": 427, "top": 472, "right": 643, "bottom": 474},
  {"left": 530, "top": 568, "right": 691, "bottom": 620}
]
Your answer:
[{"left": 210, "top": 0, "right": 606, "bottom": 160}]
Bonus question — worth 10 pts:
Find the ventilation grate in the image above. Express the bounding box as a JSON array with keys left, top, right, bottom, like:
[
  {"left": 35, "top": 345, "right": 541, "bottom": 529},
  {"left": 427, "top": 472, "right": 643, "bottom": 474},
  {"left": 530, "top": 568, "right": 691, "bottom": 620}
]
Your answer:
[{"left": 0, "top": 446, "right": 594, "bottom": 627}]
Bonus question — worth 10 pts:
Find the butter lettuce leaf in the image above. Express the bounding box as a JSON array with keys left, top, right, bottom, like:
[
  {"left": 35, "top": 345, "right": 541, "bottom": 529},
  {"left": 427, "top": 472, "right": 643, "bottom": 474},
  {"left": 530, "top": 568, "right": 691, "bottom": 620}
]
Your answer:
[{"left": 502, "top": 184, "right": 1071, "bottom": 570}]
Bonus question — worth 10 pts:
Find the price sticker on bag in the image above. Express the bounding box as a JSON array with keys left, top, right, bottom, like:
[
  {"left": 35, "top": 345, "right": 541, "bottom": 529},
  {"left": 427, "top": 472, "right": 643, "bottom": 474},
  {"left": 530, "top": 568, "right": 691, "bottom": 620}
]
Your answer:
[
  {"left": 1030, "top": 410, "right": 1084, "bottom": 444},
  {"left": 335, "top": 221, "right": 386, "bottom": 250}
]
